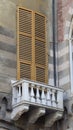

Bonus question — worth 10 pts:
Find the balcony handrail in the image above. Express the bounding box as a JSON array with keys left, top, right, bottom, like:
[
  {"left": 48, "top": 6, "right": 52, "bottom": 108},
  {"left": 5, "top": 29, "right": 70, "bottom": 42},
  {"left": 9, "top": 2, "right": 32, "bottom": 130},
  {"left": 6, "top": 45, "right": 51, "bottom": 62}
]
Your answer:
[{"left": 11, "top": 79, "right": 64, "bottom": 92}]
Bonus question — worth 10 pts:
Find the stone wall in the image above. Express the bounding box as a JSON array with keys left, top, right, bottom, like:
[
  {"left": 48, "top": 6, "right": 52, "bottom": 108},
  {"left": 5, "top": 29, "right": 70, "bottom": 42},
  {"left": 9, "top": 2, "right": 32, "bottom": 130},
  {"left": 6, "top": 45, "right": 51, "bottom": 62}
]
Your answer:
[
  {"left": 57, "top": 0, "right": 73, "bottom": 130},
  {"left": 0, "top": 0, "right": 54, "bottom": 93},
  {"left": 57, "top": 0, "right": 73, "bottom": 91}
]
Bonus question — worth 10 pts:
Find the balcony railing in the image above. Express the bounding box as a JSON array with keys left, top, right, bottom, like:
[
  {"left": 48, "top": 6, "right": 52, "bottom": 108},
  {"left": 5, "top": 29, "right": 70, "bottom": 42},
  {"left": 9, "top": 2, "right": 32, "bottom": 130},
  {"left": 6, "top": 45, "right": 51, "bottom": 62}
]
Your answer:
[{"left": 11, "top": 79, "right": 63, "bottom": 111}]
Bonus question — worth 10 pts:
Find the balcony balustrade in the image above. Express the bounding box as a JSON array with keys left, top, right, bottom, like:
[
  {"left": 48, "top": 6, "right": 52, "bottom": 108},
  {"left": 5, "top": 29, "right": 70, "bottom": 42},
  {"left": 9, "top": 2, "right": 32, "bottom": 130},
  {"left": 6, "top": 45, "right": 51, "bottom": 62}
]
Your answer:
[
  {"left": 11, "top": 79, "right": 64, "bottom": 127},
  {"left": 12, "top": 79, "right": 63, "bottom": 110}
]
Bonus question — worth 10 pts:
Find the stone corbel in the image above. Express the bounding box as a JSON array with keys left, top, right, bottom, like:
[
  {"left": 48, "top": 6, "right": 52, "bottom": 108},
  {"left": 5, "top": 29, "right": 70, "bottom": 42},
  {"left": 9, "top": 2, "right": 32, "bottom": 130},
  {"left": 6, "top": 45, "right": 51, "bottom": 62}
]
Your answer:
[
  {"left": 45, "top": 111, "right": 63, "bottom": 127},
  {"left": 11, "top": 104, "right": 29, "bottom": 121},
  {"left": 28, "top": 108, "right": 45, "bottom": 124}
]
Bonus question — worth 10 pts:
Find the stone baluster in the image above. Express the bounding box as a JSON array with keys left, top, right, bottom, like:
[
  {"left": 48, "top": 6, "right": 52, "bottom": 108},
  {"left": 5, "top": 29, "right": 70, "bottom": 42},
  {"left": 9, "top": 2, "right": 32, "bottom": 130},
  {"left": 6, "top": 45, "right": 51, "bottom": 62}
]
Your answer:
[
  {"left": 19, "top": 85, "right": 21, "bottom": 98},
  {"left": 41, "top": 88, "right": 46, "bottom": 105},
  {"left": 12, "top": 86, "right": 17, "bottom": 105},
  {"left": 30, "top": 84, "right": 35, "bottom": 102},
  {"left": 22, "top": 82, "right": 29, "bottom": 101},
  {"left": 52, "top": 89, "right": 56, "bottom": 107},
  {"left": 57, "top": 90, "right": 63, "bottom": 109},
  {"left": 36, "top": 86, "right": 40, "bottom": 103},
  {"left": 17, "top": 85, "right": 21, "bottom": 103},
  {"left": 46, "top": 89, "right": 51, "bottom": 106}
]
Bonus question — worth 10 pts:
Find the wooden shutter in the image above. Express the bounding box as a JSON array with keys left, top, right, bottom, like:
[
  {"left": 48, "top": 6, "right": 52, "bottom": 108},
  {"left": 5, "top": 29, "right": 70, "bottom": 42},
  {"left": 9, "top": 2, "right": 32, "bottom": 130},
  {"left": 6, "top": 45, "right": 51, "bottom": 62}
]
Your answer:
[
  {"left": 17, "top": 7, "right": 48, "bottom": 83},
  {"left": 17, "top": 7, "right": 32, "bottom": 80},
  {"left": 35, "top": 13, "right": 48, "bottom": 83}
]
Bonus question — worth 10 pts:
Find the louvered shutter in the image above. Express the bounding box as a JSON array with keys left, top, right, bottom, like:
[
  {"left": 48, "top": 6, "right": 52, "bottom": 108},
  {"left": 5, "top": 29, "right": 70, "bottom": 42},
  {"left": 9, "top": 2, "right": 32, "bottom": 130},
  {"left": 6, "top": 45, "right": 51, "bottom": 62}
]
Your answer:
[
  {"left": 17, "top": 7, "right": 48, "bottom": 83},
  {"left": 35, "top": 13, "right": 48, "bottom": 83},
  {"left": 17, "top": 7, "right": 32, "bottom": 80}
]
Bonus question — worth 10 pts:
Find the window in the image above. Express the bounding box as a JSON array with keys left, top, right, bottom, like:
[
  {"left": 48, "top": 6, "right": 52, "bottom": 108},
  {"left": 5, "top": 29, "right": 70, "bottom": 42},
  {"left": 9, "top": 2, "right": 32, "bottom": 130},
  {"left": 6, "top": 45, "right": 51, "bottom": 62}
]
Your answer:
[{"left": 17, "top": 7, "right": 48, "bottom": 84}]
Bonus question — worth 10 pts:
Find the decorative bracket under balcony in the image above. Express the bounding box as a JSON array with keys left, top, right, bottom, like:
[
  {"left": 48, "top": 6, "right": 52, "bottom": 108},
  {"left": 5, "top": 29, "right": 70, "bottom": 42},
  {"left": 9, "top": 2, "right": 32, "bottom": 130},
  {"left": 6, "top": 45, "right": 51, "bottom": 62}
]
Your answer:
[
  {"left": 28, "top": 107, "right": 45, "bottom": 124},
  {"left": 45, "top": 111, "right": 63, "bottom": 127},
  {"left": 11, "top": 104, "right": 29, "bottom": 121}
]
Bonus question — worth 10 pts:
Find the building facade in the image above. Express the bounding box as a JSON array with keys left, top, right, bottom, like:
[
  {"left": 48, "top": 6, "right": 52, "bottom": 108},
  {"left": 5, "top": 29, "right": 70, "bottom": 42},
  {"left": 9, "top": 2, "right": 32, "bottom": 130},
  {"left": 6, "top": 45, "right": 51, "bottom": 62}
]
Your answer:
[
  {"left": 57, "top": 0, "right": 73, "bottom": 130},
  {"left": 0, "top": 0, "right": 73, "bottom": 130}
]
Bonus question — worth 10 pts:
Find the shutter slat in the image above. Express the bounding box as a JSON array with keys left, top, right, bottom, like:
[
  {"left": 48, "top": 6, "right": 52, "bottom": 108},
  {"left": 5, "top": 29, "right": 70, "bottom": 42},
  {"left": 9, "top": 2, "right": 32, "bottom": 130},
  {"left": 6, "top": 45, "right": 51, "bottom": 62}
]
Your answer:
[
  {"left": 19, "top": 34, "right": 32, "bottom": 61},
  {"left": 36, "top": 67, "right": 45, "bottom": 83},
  {"left": 20, "top": 63, "right": 31, "bottom": 79},
  {"left": 19, "top": 8, "right": 32, "bottom": 34},
  {"left": 35, "top": 13, "right": 45, "bottom": 40},
  {"left": 35, "top": 40, "right": 45, "bottom": 65}
]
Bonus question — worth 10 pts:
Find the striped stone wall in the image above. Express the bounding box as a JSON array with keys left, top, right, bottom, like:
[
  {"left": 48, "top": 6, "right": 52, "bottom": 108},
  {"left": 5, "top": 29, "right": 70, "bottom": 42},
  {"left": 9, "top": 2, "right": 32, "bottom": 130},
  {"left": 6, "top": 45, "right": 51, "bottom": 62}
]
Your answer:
[
  {"left": 63, "top": 6, "right": 73, "bottom": 92},
  {"left": 0, "top": 0, "right": 53, "bottom": 93},
  {"left": 0, "top": 26, "right": 16, "bottom": 93},
  {"left": 57, "top": 0, "right": 73, "bottom": 91},
  {"left": 58, "top": 41, "right": 70, "bottom": 90},
  {"left": 48, "top": 42, "right": 54, "bottom": 86}
]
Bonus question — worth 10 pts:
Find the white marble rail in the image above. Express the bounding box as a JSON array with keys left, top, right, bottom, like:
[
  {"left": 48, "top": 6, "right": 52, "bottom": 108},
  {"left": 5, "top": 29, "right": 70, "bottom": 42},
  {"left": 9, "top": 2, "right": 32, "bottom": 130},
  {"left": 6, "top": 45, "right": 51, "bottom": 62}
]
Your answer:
[{"left": 11, "top": 79, "right": 64, "bottom": 110}]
